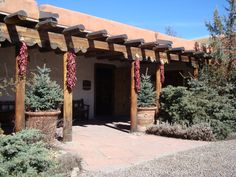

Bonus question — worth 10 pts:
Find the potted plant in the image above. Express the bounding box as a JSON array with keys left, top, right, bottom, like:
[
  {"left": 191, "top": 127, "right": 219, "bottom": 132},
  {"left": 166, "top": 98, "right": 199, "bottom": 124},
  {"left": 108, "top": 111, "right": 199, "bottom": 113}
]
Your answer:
[
  {"left": 25, "top": 64, "right": 63, "bottom": 141},
  {"left": 137, "top": 70, "right": 157, "bottom": 132}
]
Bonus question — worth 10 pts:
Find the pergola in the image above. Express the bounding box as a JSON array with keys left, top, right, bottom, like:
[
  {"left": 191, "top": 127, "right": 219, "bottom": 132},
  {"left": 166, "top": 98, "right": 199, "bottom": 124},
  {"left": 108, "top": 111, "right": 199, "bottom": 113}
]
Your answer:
[{"left": 0, "top": 10, "right": 207, "bottom": 142}]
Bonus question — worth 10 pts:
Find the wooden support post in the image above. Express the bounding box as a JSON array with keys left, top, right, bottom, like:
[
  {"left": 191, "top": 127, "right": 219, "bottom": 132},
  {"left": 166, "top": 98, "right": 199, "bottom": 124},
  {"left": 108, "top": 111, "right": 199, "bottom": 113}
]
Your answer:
[
  {"left": 156, "top": 64, "right": 162, "bottom": 114},
  {"left": 63, "top": 52, "right": 73, "bottom": 142},
  {"left": 130, "top": 61, "right": 137, "bottom": 132},
  {"left": 15, "top": 56, "right": 25, "bottom": 132},
  {"left": 193, "top": 67, "right": 199, "bottom": 79}
]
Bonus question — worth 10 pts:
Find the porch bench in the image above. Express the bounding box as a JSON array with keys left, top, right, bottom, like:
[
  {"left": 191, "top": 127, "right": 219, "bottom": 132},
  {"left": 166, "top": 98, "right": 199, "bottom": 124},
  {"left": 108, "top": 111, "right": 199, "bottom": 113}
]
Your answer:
[
  {"left": 0, "top": 101, "right": 15, "bottom": 125},
  {"left": 73, "top": 99, "right": 89, "bottom": 121},
  {"left": 58, "top": 99, "right": 90, "bottom": 126}
]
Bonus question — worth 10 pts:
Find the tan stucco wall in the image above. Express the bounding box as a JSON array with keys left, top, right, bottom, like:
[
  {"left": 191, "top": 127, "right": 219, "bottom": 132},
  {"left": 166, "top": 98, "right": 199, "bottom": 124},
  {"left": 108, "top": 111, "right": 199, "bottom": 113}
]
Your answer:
[
  {"left": 40, "top": 4, "right": 196, "bottom": 50},
  {"left": 0, "top": 0, "right": 196, "bottom": 50},
  {"left": 0, "top": 46, "right": 16, "bottom": 100},
  {"left": 0, "top": 0, "right": 39, "bottom": 19},
  {"left": 0, "top": 46, "right": 193, "bottom": 118},
  {"left": 0, "top": 47, "right": 129, "bottom": 119}
]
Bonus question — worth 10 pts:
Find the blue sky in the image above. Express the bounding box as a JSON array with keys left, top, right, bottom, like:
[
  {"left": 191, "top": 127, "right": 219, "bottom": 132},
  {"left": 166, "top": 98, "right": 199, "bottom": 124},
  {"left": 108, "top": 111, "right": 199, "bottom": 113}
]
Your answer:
[{"left": 36, "top": 0, "right": 228, "bottom": 39}]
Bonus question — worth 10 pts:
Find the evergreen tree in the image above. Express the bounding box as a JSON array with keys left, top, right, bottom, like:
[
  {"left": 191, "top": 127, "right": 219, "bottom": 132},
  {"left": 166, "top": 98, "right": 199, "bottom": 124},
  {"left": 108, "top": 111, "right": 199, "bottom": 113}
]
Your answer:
[
  {"left": 137, "top": 71, "right": 156, "bottom": 107},
  {"left": 204, "top": 0, "right": 236, "bottom": 86},
  {"left": 206, "top": 0, "right": 236, "bottom": 62},
  {"left": 25, "top": 65, "right": 63, "bottom": 111},
  {"left": 224, "top": 0, "right": 236, "bottom": 61}
]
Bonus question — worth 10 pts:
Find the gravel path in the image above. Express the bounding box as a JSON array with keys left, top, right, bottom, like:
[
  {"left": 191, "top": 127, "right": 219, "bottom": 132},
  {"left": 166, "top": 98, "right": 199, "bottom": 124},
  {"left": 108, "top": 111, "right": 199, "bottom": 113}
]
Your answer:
[{"left": 78, "top": 139, "right": 236, "bottom": 177}]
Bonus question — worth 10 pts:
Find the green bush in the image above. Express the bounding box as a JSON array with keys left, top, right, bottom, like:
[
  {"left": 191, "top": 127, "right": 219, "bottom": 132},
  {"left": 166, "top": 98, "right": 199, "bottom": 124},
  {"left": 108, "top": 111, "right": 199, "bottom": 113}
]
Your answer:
[
  {"left": 187, "top": 123, "right": 215, "bottom": 141},
  {"left": 137, "top": 72, "right": 156, "bottom": 107},
  {"left": 25, "top": 65, "right": 63, "bottom": 112},
  {"left": 159, "top": 85, "right": 236, "bottom": 140},
  {"left": 146, "top": 122, "right": 214, "bottom": 141},
  {"left": 0, "top": 129, "right": 63, "bottom": 177}
]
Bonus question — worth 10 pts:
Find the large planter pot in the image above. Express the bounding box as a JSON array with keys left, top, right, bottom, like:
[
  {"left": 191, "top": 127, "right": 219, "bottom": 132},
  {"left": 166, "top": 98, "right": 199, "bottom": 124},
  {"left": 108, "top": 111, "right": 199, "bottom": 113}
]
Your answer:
[
  {"left": 137, "top": 107, "right": 157, "bottom": 132},
  {"left": 25, "top": 111, "right": 61, "bottom": 142}
]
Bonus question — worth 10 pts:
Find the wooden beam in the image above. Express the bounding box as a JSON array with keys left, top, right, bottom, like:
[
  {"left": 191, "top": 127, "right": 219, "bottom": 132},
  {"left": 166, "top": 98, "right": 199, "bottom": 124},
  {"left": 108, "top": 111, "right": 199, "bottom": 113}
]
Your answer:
[
  {"left": 154, "top": 44, "right": 172, "bottom": 52},
  {"left": 193, "top": 67, "right": 199, "bottom": 79},
  {"left": 181, "top": 55, "right": 190, "bottom": 62},
  {"left": 39, "top": 11, "right": 59, "bottom": 20},
  {"left": 15, "top": 53, "right": 25, "bottom": 132},
  {"left": 125, "top": 38, "right": 145, "bottom": 47},
  {"left": 0, "top": 22, "right": 200, "bottom": 63},
  {"left": 0, "top": 22, "right": 153, "bottom": 60},
  {"left": 106, "top": 34, "right": 128, "bottom": 44},
  {"left": 86, "top": 29, "right": 108, "bottom": 41},
  {"left": 35, "top": 18, "right": 58, "bottom": 30},
  {"left": 168, "top": 47, "right": 185, "bottom": 54},
  {"left": 156, "top": 39, "right": 173, "bottom": 46},
  {"left": 168, "top": 53, "right": 180, "bottom": 61},
  {"left": 62, "top": 24, "right": 86, "bottom": 35},
  {"left": 183, "top": 50, "right": 194, "bottom": 56},
  {"left": 4, "top": 10, "right": 27, "bottom": 25},
  {"left": 63, "top": 52, "right": 73, "bottom": 142},
  {"left": 156, "top": 64, "right": 161, "bottom": 115},
  {"left": 141, "top": 41, "right": 158, "bottom": 49},
  {"left": 130, "top": 61, "right": 137, "bottom": 132}
]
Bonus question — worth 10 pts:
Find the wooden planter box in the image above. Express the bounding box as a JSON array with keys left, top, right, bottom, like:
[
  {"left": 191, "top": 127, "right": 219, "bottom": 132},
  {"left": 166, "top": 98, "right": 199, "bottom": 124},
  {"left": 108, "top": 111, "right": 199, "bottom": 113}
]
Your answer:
[
  {"left": 137, "top": 107, "right": 157, "bottom": 132},
  {"left": 25, "top": 111, "right": 61, "bottom": 142}
]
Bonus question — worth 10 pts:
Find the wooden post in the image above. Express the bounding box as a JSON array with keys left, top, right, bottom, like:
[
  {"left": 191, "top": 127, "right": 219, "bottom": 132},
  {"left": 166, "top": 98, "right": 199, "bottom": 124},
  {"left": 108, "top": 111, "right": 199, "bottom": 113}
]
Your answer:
[
  {"left": 193, "top": 67, "right": 199, "bottom": 79},
  {"left": 130, "top": 61, "right": 137, "bottom": 132},
  {"left": 63, "top": 52, "right": 73, "bottom": 142},
  {"left": 15, "top": 56, "right": 26, "bottom": 132},
  {"left": 156, "top": 64, "right": 162, "bottom": 115}
]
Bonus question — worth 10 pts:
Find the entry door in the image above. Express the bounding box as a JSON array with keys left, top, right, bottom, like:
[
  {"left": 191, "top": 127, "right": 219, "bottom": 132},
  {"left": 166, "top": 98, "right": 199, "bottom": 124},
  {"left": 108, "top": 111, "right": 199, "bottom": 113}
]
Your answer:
[{"left": 95, "top": 65, "right": 114, "bottom": 116}]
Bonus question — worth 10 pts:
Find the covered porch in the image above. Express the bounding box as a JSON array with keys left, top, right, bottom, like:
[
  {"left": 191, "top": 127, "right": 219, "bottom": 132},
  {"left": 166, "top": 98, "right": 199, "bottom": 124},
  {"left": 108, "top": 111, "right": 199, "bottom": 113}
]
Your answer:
[{"left": 0, "top": 9, "right": 206, "bottom": 142}]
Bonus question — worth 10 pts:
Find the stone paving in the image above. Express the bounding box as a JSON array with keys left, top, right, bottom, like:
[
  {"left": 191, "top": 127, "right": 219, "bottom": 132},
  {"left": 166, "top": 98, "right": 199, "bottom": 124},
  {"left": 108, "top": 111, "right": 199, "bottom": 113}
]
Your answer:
[{"left": 60, "top": 121, "right": 209, "bottom": 172}]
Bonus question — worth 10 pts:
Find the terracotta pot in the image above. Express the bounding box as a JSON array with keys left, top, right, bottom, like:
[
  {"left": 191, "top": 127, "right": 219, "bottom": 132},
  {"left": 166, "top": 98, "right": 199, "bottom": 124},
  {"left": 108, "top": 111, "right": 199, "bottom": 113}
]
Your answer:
[
  {"left": 137, "top": 107, "right": 157, "bottom": 132},
  {"left": 25, "top": 111, "right": 61, "bottom": 142}
]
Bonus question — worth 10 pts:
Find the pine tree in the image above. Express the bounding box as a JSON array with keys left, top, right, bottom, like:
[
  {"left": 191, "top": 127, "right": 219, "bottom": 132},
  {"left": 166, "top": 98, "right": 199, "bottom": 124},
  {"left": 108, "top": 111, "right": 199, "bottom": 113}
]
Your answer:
[
  {"left": 25, "top": 64, "right": 63, "bottom": 111},
  {"left": 224, "top": 0, "right": 236, "bottom": 61},
  {"left": 203, "top": 0, "right": 236, "bottom": 86},
  {"left": 137, "top": 71, "right": 156, "bottom": 107},
  {"left": 205, "top": 0, "right": 236, "bottom": 62}
]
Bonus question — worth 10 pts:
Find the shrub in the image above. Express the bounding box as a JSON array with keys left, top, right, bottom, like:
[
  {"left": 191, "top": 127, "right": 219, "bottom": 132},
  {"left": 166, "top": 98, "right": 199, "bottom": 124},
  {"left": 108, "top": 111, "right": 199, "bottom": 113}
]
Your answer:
[
  {"left": 25, "top": 65, "right": 63, "bottom": 112},
  {"left": 146, "top": 123, "right": 214, "bottom": 141},
  {"left": 147, "top": 123, "right": 187, "bottom": 139},
  {"left": 137, "top": 72, "right": 156, "bottom": 107},
  {"left": 159, "top": 85, "right": 236, "bottom": 140},
  {"left": 187, "top": 123, "right": 215, "bottom": 141},
  {"left": 57, "top": 152, "right": 83, "bottom": 176},
  {"left": 0, "top": 129, "right": 63, "bottom": 177}
]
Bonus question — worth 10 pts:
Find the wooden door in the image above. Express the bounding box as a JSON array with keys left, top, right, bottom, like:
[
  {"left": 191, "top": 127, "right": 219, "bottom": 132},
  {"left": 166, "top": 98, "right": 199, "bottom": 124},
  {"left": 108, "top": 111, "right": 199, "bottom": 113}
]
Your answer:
[
  {"left": 114, "top": 67, "right": 130, "bottom": 116},
  {"left": 95, "top": 65, "right": 114, "bottom": 116}
]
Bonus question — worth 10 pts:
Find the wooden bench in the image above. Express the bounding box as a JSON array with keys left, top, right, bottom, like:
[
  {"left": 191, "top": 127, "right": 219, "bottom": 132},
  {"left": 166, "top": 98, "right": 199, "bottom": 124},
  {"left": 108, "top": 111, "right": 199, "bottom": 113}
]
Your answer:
[
  {"left": 73, "top": 99, "right": 89, "bottom": 121},
  {"left": 0, "top": 101, "right": 15, "bottom": 126}
]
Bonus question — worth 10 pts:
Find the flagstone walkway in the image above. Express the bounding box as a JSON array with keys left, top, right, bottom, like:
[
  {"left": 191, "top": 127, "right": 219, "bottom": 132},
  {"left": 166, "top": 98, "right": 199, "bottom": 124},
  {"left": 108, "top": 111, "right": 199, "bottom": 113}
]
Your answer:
[{"left": 60, "top": 121, "right": 209, "bottom": 172}]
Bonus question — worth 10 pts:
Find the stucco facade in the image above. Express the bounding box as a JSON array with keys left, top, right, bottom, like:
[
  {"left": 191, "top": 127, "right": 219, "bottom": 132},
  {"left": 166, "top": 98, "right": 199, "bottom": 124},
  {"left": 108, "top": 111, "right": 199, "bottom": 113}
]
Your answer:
[{"left": 0, "top": 46, "right": 193, "bottom": 119}]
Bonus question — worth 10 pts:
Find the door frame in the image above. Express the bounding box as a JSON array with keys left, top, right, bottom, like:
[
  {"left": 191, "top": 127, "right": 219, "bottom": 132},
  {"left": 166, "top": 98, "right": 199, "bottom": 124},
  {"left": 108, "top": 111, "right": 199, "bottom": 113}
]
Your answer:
[{"left": 94, "top": 63, "right": 116, "bottom": 117}]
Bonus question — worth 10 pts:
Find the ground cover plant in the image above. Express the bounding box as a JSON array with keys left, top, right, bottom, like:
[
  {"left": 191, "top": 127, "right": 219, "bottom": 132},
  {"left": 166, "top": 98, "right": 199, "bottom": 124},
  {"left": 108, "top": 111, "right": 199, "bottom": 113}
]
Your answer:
[{"left": 0, "top": 129, "right": 63, "bottom": 177}]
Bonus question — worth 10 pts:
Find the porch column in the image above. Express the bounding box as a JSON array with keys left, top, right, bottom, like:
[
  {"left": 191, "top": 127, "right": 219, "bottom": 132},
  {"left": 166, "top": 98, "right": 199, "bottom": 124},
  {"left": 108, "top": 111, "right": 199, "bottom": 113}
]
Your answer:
[
  {"left": 63, "top": 52, "right": 73, "bottom": 142},
  {"left": 15, "top": 54, "right": 25, "bottom": 132},
  {"left": 156, "top": 64, "right": 162, "bottom": 114},
  {"left": 193, "top": 67, "right": 199, "bottom": 79},
  {"left": 130, "top": 61, "right": 137, "bottom": 132}
]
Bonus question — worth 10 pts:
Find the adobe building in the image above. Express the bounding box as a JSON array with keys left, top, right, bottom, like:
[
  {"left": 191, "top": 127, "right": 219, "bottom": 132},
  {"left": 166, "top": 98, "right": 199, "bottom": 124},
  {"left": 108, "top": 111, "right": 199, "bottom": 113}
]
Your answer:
[{"left": 0, "top": 0, "right": 206, "bottom": 141}]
